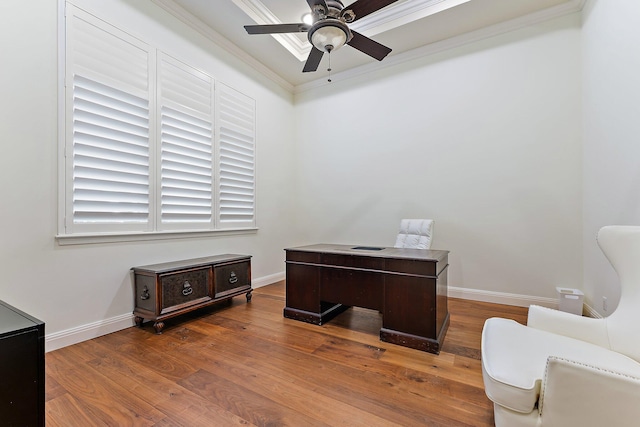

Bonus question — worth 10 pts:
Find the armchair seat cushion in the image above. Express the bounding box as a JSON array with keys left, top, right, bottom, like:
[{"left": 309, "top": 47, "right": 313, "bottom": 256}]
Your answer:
[{"left": 481, "top": 317, "right": 640, "bottom": 414}]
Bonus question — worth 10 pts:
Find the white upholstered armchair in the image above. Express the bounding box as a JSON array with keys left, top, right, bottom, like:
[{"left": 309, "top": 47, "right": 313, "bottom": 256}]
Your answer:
[
  {"left": 481, "top": 226, "right": 640, "bottom": 426},
  {"left": 394, "top": 219, "right": 434, "bottom": 249}
]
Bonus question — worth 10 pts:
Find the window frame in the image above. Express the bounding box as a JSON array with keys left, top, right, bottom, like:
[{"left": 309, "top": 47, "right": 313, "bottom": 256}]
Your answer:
[{"left": 57, "top": 3, "right": 257, "bottom": 245}]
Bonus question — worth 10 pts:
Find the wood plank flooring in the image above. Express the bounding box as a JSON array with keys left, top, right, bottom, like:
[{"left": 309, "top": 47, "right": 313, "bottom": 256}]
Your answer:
[{"left": 45, "top": 281, "right": 528, "bottom": 426}]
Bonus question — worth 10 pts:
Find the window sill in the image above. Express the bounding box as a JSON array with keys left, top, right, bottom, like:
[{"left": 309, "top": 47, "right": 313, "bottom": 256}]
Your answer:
[{"left": 55, "top": 227, "right": 258, "bottom": 246}]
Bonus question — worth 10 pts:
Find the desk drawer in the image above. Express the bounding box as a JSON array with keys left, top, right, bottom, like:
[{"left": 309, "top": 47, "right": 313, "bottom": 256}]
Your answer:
[
  {"left": 286, "top": 250, "right": 321, "bottom": 264},
  {"left": 214, "top": 260, "right": 251, "bottom": 298},
  {"left": 160, "top": 268, "right": 210, "bottom": 313},
  {"left": 321, "top": 253, "right": 384, "bottom": 270},
  {"left": 385, "top": 254, "right": 448, "bottom": 277}
]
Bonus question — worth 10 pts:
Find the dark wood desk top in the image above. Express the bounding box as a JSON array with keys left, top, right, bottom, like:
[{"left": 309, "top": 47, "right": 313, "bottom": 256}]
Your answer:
[{"left": 285, "top": 244, "right": 449, "bottom": 263}]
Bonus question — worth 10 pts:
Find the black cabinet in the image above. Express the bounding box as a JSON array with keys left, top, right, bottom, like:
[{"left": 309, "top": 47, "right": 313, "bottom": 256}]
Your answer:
[{"left": 0, "top": 300, "right": 45, "bottom": 427}]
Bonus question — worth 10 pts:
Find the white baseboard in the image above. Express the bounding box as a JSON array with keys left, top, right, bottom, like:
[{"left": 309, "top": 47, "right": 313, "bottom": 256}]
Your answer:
[
  {"left": 45, "top": 272, "right": 286, "bottom": 352},
  {"left": 252, "top": 271, "right": 285, "bottom": 288},
  {"left": 449, "top": 286, "right": 601, "bottom": 318},
  {"left": 46, "top": 313, "right": 135, "bottom": 353},
  {"left": 46, "top": 276, "right": 595, "bottom": 352},
  {"left": 448, "top": 286, "right": 558, "bottom": 308}
]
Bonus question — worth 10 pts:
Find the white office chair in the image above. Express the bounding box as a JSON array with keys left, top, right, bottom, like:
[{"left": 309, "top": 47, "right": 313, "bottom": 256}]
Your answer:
[
  {"left": 394, "top": 219, "right": 434, "bottom": 249},
  {"left": 481, "top": 226, "right": 640, "bottom": 426}
]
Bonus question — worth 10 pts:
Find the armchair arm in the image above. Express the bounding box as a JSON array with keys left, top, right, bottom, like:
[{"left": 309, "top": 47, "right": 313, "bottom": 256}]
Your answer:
[
  {"left": 539, "top": 357, "right": 640, "bottom": 426},
  {"left": 527, "top": 305, "right": 610, "bottom": 348}
]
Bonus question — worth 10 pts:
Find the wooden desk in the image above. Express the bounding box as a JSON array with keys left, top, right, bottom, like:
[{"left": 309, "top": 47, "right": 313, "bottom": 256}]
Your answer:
[{"left": 284, "top": 244, "right": 449, "bottom": 354}]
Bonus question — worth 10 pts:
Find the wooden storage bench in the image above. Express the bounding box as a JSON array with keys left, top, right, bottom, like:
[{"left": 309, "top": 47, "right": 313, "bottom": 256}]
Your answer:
[{"left": 132, "top": 254, "right": 252, "bottom": 334}]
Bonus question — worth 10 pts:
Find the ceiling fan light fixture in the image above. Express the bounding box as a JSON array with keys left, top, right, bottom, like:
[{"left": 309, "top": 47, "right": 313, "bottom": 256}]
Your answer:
[
  {"left": 308, "top": 20, "right": 351, "bottom": 53},
  {"left": 243, "top": 0, "right": 397, "bottom": 74},
  {"left": 301, "top": 13, "right": 314, "bottom": 26}
]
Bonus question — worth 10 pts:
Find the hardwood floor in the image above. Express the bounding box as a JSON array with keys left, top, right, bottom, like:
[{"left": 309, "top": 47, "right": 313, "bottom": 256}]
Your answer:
[{"left": 45, "top": 281, "right": 527, "bottom": 426}]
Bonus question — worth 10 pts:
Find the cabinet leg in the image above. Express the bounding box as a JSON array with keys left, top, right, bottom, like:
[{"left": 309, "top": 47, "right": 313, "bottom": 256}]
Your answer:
[
  {"left": 153, "top": 322, "right": 165, "bottom": 334},
  {"left": 246, "top": 290, "right": 253, "bottom": 302},
  {"left": 134, "top": 316, "right": 144, "bottom": 327}
]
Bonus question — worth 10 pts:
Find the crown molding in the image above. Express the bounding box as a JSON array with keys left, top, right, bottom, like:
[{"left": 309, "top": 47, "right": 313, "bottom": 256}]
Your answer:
[
  {"left": 350, "top": 0, "right": 470, "bottom": 36},
  {"left": 151, "top": 0, "right": 294, "bottom": 92},
  {"left": 295, "top": 0, "right": 586, "bottom": 94},
  {"left": 233, "top": 0, "right": 471, "bottom": 62},
  {"left": 152, "top": 0, "right": 586, "bottom": 94}
]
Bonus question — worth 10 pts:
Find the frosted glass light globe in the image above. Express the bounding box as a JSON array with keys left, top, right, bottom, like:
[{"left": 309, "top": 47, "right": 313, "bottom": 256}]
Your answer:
[{"left": 310, "top": 25, "right": 348, "bottom": 52}]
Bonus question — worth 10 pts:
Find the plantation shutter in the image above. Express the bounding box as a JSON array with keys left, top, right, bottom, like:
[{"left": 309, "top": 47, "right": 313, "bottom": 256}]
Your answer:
[
  {"left": 158, "top": 54, "right": 214, "bottom": 229},
  {"left": 62, "top": 5, "right": 257, "bottom": 239},
  {"left": 66, "top": 7, "right": 151, "bottom": 233},
  {"left": 216, "top": 84, "right": 256, "bottom": 228}
]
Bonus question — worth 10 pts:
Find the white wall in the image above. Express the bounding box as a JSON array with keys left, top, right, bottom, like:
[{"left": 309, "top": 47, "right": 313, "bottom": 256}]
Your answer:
[
  {"left": 582, "top": 0, "right": 640, "bottom": 315},
  {"left": 294, "top": 13, "right": 583, "bottom": 304},
  {"left": 0, "top": 0, "right": 297, "bottom": 350},
  {"left": 1, "top": 0, "right": 619, "bottom": 351}
]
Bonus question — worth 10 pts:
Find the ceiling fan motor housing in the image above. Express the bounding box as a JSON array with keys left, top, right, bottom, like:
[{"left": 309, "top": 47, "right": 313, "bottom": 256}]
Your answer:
[
  {"left": 328, "top": 1, "right": 344, "bottom": 10},
  {"left": 311, "top": 1, "right": 343, "bottom": 21},
  {"left": 313, "top": 0, "right": 356, "bottom": 22}
]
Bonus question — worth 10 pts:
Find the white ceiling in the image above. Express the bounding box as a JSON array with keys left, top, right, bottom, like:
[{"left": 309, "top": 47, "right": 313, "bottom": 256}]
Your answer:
[{"left": 153, "top": 0, "right": 583, "bottom": 90}]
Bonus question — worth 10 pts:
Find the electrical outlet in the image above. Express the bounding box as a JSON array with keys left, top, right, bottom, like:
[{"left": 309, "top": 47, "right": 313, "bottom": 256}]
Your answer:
[{"left": 603, "top": 296, "right": 608, "bottom": 312}]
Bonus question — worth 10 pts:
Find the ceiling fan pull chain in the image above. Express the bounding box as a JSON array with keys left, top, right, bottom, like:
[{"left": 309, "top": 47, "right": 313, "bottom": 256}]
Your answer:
[{"left": 327, "top": 51, "right": 332, "bottom": 83}]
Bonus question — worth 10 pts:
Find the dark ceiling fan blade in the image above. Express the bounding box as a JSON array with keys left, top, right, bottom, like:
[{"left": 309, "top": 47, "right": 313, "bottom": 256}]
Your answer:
[
  {"left": 307, "top": 0, "right": 328, "bottom": 11},
  {"left": 347, "top": 0, "right": 400, "bottom": 22},
  {"left": 347, "top": 30, "right": 392, "bottom": 61},
  {"left": 303, "top": 47, "right": 324, "bottom": 72},
  {"left": 244, "top": 23, "right": 309, "bottom": 35}
]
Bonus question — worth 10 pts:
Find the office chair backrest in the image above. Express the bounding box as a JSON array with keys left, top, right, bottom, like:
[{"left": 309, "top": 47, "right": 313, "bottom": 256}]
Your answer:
[{"left": 394, "top": 219, "right": 434, "bottom": 249}]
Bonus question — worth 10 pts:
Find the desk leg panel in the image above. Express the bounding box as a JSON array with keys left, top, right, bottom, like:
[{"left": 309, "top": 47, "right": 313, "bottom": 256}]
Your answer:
[
  {"left": 285, "top": 262, "right": 351, "bottom": 325},
  {"left": 285, "top": 263, "right": 320, "bottom": 313},
  {"left": 383, "top": 275, "right": 437, "bottom": 338},
  {"left": 436, "top": 266, "right": 449, "bottom": 337}
]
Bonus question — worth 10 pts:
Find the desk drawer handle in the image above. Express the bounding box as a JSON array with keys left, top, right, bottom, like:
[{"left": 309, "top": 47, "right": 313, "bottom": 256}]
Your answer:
[
  {"left": 229, "top": 271, "right": 238, "bottom": 284},
  {"left": 182, "top": 281, "right": 193, "bottom": 296}
]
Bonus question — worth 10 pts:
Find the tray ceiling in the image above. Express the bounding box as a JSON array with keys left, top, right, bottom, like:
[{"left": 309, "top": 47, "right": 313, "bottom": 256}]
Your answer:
[{"left": 155, "top": 0, "right": 583, "bottom": 90}]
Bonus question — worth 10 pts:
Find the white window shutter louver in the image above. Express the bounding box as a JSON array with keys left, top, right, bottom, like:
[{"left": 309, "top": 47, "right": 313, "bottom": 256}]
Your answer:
[
  {"left": 63, "top": 6, "right": 256, "bottom": 238},
  {"left": 158, "top": 55, "right": 214, "bottom": 228},
  {"left": 67, "top": 10, "right": 151, "bottom": 232},
  {"left": 217, "top": 84, "right": 256, "bottom": 227}
]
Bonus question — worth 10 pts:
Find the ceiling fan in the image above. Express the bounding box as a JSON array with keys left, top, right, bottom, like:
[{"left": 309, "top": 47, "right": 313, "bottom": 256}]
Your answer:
[{"left": 243, "top": 0, "right": 400, "bottom": 73}]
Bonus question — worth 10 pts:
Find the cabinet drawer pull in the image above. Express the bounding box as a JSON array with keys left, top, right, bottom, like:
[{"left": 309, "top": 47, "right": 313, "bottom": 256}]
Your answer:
[
  {"left": 182, "top": 281, "right": 193, "bottom": 296},
  {"left": 141, "top": 286, "right": 150, "bottom": 300},
  {"left": 229, "top": 271, "right": 238, "bottom": 284}
]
